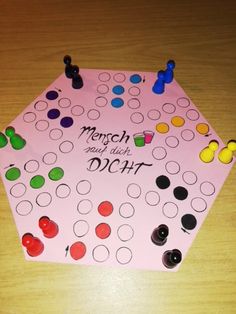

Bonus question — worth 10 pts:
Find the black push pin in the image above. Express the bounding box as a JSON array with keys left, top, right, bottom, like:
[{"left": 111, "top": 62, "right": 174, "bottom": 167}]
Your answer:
[
  {"left": 72, "top": 65, "right": 83, "bottom": 89},
  {"left": 162, "top": 249, "right": 182, "bottom": 269},
  {"left": 63, "top": 55, "right": 73, "bottom": 78},
  {"left": 151, "top": 224, "right": 169, "bottom": 246}
]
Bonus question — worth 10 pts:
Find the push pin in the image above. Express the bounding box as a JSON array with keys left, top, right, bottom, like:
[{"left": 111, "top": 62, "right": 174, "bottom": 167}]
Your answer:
[
  {"left": 162, "top": 249, "right": 182, "bottom": 269},
  {"left": 151, "top": 224, "right": 169, "bottom": 246},
  {"left": 39, "top": 216, "right": 59, "bottom": 238},
  {"left": 22, "top": 233, "right": 44, "bottom": 257}
]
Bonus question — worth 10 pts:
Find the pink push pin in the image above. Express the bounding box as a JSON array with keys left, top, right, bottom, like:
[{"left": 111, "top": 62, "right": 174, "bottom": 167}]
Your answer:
[
  {"left": 39, "top": 216, "right": 59, "bottom": 238},
  {"left": 22, "top": 233, "right": 44, "bottom": 257}
]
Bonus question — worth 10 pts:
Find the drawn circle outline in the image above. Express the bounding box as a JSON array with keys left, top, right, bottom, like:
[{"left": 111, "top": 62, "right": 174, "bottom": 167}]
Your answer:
[
  {"left": 10, "top": 183, "right": 27, "bottom": 198},
  {"left": 162, "top": 202, "right": 179, "bottom": 218},
  {"left": 165, "top": 160, "right": 180, "bottom": 175},
  {"left": 77, "top": 199, "right": 93, "bottom": 215},
  {"left": 92, "top": 245, "right": 110, "bottom": 263},
  {"left": 23, "top": 112, "right": 37, "bottom": 123},
  {"left": 36, "top": 192, "right": 52, "bottom": 207},
  {"left": 16, "top": 200, "right": 33, "bottom": 216},
  {"left": 73, "top": 220, "right": 90, "bottom": 237},
  {"left": 117, "top": 224, "right": 134, "bottom": 242},
  {"left": 116, "top": 247, "right": 133, "bottom": 265},
  {"left": 58, "top": 97, "right": 71, "bottom": 108},
  {"left": 126, "top": 183, "right": 141, "bottom": 199}
]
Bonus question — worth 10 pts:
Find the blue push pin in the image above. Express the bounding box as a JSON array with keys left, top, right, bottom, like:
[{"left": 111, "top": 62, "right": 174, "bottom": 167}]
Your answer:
[
  {"left": 164, "top": 60, "right": 175, "bottom": 83},
  {"left": 152, "top": 70, "right": 165, "bottom": 94}
]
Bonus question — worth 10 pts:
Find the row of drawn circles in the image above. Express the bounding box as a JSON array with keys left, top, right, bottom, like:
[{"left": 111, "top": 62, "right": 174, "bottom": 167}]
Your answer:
[
  {"left": 73, "top": 219, "right": 134, "bottom": 242},
  {"left": 77, "top": 199, "right": 135, "bottom": 219},
  {"left": 97, "top": 83, "right": 141, "bottom": 97},
  {"left": 98, "top": 71, "right": 142, "bottom": 84},
  {"left": 91, "top": 245, "right": 132, "bottom": 265},
  {"left": 23, "top": 108, "right": 101, "bottom": 128},
  {"left": 161, "top": 197, "right": 208, "bottom": 219},
  {"left": 14, "top": 183, "right": 72, "bottom": 215}
]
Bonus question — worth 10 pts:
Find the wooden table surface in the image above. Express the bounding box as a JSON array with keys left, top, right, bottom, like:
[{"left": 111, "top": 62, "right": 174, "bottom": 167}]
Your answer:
[{"left": 0, "top": 1, "right": 235, "bottom": 313}]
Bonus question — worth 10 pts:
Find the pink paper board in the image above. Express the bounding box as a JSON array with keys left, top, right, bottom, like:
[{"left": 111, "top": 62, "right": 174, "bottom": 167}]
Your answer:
[{"left": 0, "top": 68, "right": 234, "bottom": 271}]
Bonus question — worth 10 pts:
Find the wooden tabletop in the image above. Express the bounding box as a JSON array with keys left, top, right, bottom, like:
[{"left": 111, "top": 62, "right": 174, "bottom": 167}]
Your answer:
[{"left": 0, "top": 1, "right": 235, "bottom": 313}]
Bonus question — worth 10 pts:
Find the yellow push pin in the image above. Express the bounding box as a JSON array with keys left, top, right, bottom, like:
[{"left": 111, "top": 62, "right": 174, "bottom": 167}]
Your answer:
[
  {"left": 199, "top": 140, "right": 219, "bottom": 163},
  {"left": 218, "top": 140, "right": 236, "bottom": 164}
]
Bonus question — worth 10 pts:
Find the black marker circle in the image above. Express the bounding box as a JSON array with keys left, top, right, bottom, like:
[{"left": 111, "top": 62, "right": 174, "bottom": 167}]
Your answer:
[
  {"left": 156, "top": 175, "right": 170, "bottom": 189},
  {"left": 181, "top": 214, "right": 197, "bottom": 230},
  {"left": 173, "top": 186, "right": 188, "bottom": 200}
]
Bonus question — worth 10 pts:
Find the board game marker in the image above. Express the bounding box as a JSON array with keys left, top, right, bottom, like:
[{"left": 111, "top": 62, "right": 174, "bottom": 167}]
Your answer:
[
  {"left": 196, "top": 123, "right": 209, "bottom": 135},
  {"left": 95, "top": 223, "right": 111, "bottom": 239},
  {"left": 72, "top": 65, "right": 83, "bottom": 89},
  {"left": 164, "top": 60, "right": 175, "bottom": 83},
  {"left": 171, "top": 116, "right": 185, "bottom": 127},
  {"left": 98, "top": 201, "right": 113, "bottom": 216},
  {"left": 5, "top": 167, "right": 21, "bottom": 181},
  {"left": 156, "top": 122, "right": 169, "bottom": 134},
  {"left": 70, "top": 241, "right": 86, "bottom": 260},
  {"left": 162, "top": 249, "right": 182, "bottom": 269},
  {"left": 199, "top": 140, "right": 219, "bottom": 163},
  {"left": 63, "top": 55, "right": 73, "bottom": 78},
  {"left": 151, "top": 224, "right": 169, "bottom": 246},
  {"left": 10, "top": 134, "right": 26, "bottom": 150},
  {"left": 218, "top": 140, "right": 236, "bottom": 164},
  {"left": 5, "top": 126, "right": 15, "bottom": 138},
  {"left": 39, "top": 216, "right": 59, "bottom": 238},
  {"left": 0, "top": 132, "right": 8, "bottom": 148},
  {"left": 0, "top": 55, "right": 235, "bottom": 272},
  {"left": 30, "top": 175, "right": 45, "bottom": 189},
  {"left": 152, "top": 70, "right": 165, "bottom": 94},
  {"left": 22, "top": 233, "right": 44, "bottom": 257}
]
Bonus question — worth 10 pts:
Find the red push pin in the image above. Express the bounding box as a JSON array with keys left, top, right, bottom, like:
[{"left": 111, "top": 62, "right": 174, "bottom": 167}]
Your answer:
[
  {"left": 39, "top": 216, "right": 59, "bottom": 238},
  {"left": 22, "top": 233, "right": 44, "bottom": 257}
]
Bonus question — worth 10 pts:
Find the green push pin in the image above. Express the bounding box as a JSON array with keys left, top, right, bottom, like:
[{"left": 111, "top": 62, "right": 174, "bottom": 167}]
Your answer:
[
  {"left": 0, "top": 132, "right": 8, "bottom": 148},
  {"left": 5, "top": 126, "right": 15, "bottom": 138},
  {"left": 10, "top": 134, "right": 26, "bottom": 150}
]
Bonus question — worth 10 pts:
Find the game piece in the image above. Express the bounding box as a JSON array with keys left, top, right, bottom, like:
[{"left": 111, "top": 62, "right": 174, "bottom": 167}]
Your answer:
[
  {"left": 63, "top": 55, "right": 73, "bottom": 78},
  {"left": 164, "top": 60, "right": 175, "bottom": 83},
  {"left": 0, "top": 132, "right": 8, "bottom": 148},
  {"left": 70, "top": 241, "right": 86, "bottom": 260},
  {"left": 156, "top": 122, "right": 169, "bottom": 133},
  {"left": 22, "top": 233, "right": 44, "bottom": 257},
  {"left": 162, "top": 249, "right": 182, "bottom": 268},
  {"left": 152, "top": 70, "right": 165, "bottom": 94},
  {"left": 171, "top": 116, "right": 185, "bottom": 127},
  {"left": 39, "top": 216, "right": 59, "bottom": 238},
  {"left": 5, "top": 126, "right": 15, "bottom": 138},
  {"left": 218, "top": 140, "right": 236, "bottom": 164},
  {"left": 199, "top": 140, "right": 219, "bottom": 163},
  {"left": 72, "top": 65, "right": 83, "bottom": 89},
  {"left": 95, "top": 223, "right": 111, "bottom": 239},
  {"left": 48, "top": 167, "right": 64, "bottom": 181},
  {"left": 98, "top": 201, "right": 113, "bottom": 217},
  {"left": 5, "top": 167, "right": 21, "bottom": 181},
  {"left": 181, "top": 214, "right": 197, "bottom": 230},
  {"left": 0, "top": 58, "right": 235, "bottom": 272},
  {"left": 196, "top": 123, "right": 209, "bottom": 135},
  {"left": 10, "top": 134, "right": 26, "bottom": 150},
  {"left": 30, "top": 175, "right": 45, "bottom": 189},
  {"left": 151, "top": 224, "right": 169, "bottom": 246}
]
